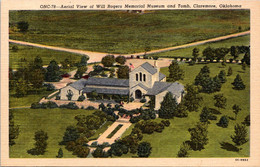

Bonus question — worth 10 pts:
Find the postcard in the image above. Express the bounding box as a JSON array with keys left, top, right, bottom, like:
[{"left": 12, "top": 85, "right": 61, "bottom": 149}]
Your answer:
[{"left": 1, "top": 0, "right": 260, "bottom": 166}]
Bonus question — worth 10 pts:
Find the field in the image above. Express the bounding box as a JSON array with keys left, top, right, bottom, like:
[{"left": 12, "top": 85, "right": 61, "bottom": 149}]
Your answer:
[
  {"left": 122, "top": 63, "right": 250, "bottom": 157},
  {"left": 9, "top": 89, "right": 54, "bottom": 108},
  {"left": 151, "top": 35, "right": 250, "bottom": 59},
  {"left": 9, "top": 43, "right": 82, "bottom": 69},
  {"left": 9, "top": 108, "right": 112, "bottom": 158},
  {"left": 9, "top": 10, "right": 249, "bottom": 54}
]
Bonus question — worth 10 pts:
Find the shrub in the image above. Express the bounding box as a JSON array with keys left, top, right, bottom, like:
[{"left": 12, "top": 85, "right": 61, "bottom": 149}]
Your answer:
[
  {"left": 217, "top": 116, "right": 229, "bottom": 128},
  {"left": 86, "top": 106, "right": 96, "bottom": 110},
  {"left": 77, "top": 95, "right": 86, "bottom": 101},
  {"left": 137, "top": 142, "right": 152, "bottom": 157},
  {"left": 140, "top": 98, "right": 147, "bottom": 103},
  {"left": 60, "top": 102, "right": 79, "bottom": 109},
  {"left": 177, "top": 142, "right": 190, "bottom": 157},
  {"left": 31, "top": 102, "right": 43, "bottom": 109},
  {"left": 129, "top": 97, "right": 134, "bottom": 102},
  {"left": 46, "top": 101, "right": 58, "bottom": 108},
  {"left": 130, "top": 116, "right": 141, "bottom": 123},
  {"left": 208, "top": 115, "right": 217, "bottom": 120},
  {"left": 55, "top": 95, "right": 61, "bottom": 100},
  {"left": 44, "top": 83, "right": 56, "bottom": 91},
  {"left": 161, "top": 120, "right": 170, "bottom": 127}
]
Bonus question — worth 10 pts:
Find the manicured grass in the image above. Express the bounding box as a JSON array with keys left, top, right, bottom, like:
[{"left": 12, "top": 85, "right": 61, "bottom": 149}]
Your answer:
[
  {"left": 9, "top": 89, "right": 54, "bottom": 108},
  {"left": 107, "top": 124, "right": 123, "bottom": 138},
  {"left": 9, "top": 108, "right": 97, "bottom": 158},
  {"left": 9, "top": 10, "right": 249, "bottom": 54},
  {"left": 122, "top": 63, "right": 250, "bottom": 157},
  {"left": 9, "top": 43, "right": 82, "bottom": 69},
  {"left": 151, "top": 35, "right": 250, "bottom": 59},
  {"left": 88, "top": 121, "right": 113, "bottom": 140}
]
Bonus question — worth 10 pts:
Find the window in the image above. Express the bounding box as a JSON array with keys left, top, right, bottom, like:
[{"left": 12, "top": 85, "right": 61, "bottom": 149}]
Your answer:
[
  {"left": 140, "top": 72, "right": 142, "bottom": 81},
  {"left": 143, "top": 74, "right": 146, "bottom": 82},
  {"left": 136, "top": 73, "right": 138, "bottom": 81}
]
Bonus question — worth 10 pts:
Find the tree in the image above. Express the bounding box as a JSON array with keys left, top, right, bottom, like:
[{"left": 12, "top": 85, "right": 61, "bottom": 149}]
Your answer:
[
  {"left": 218, "top": 70, "right": 226, "bottom": 83},
  {"left": 115, "top": 56, "right": 126, "bottom": 65},
  {"left": 77, "top": 56, "right": 88, "bottom": 67},
  {"left": 232, "top": 104, "right": 241, "bottom": 120},
  {"left": 188, "top": 122, "right": 208, "bottom": 151},
  {"left": 243, "top": 115, "right": 250, "bottom": 126},
  {"left": 217, "top": 116, "right": 229, "bottom": 128},
  {"left": 167, "top": 61, "right": 184, "bottom": 82},
  {"left": 242, "top": 62, "right": 246, "bottom": 72},
  {"left": 14, "top": 78, "right": 29, "bottom": 97},
  {"left": 74, "top": 66, "right": 87, "bottom": 79},
  {"left": 56, "top": 148, "right": 63, "bottom": 158},
  {"left": 61, "top": 58, "right": 71, "bottom": 69},
  {"left": 214, "top": 47, "right": 229, "bottom": 60},
  {"left": 242, "top": 50, "right": 250, "bottom": 65},
  {"left": 199, "top": 107, "right": 211, "bottom": 123},
  {"left": 101, "top": 55, "right": 115, "bottom": 67},
  {"left": 45, "top": 60, "right": 61, "bottom": 82},
  {"left": 117, "top": 65, "right": 129, "bottom": 79},
  {"left": 177, "top": 142, "right": 190, "bottom": 157},
  {"left": 227, "top": 66, "right": 233, "bottom": 76},
  {"left": 175, "top": 102, "right": 188, "bottom": 118},
  {"left": 230, "top": 46, "right": 239, "bottom": 59},
  {"left": 28, "top": 130, "right": 48, "bottom": 155},
  {"left": 214, "top": 94, "right": 227, "bottom": 110},
  {"left": 17, "top": 21, "right": 29, "bottom": 32},
  {"left": 203, "top": 47, "right": 215, "bottom": 61},
  {"left": 232, "top": 74, "right": 245, "bottom": 90},
  {"left": 9, "top": 111, "right": 20, "bottom": 146},
  {"left": 194, "top": 65, "right": 210, "bottom": 86},
  {"left": 62, "top": 126, "right": 80, "bottom": 144},
  {"left": 158, "top": 92, "right": 178, "bottom": 119},
  {"left": 183, "top": 84, "right": 203, "bottom": 112},
  {"left": 73, "top": 145, "right": 90, "bottom": 158},
  {"left": 231, "top": 124, "right": 248, "bottom": 146},
  {"left": 109, "top": 141, "right": 128, "bottom": 157},
  {"left": 137, "top": 142, "right": 152, "bottom": 157},
  {"left": 192, "top": 48, "right": 199, "bottom": 62},
  {"left": 92, "top": 146, "right": 106, "bottom": 158},
  {"left": 29, "top": 69, "right": 45, "bottom": 88}
]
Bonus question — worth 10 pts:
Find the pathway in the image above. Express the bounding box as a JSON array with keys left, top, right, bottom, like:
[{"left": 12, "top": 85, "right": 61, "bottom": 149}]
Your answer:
[
  {"left": 88, "top": 119, "right": 132, "bottom": 145},
  {"left": 9, "top": 31, "right": 250, "bottom": 63}
]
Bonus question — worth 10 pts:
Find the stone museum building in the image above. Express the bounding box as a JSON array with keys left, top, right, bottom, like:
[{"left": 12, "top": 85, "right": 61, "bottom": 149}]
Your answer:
[{"left": 59, "top": 62, "right": 185, "bottom": 110}]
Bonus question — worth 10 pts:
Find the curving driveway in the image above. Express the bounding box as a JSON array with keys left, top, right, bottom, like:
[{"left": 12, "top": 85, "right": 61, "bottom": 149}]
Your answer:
[{"left": 9, "top": 31, "right": 250, "bottom": 63}]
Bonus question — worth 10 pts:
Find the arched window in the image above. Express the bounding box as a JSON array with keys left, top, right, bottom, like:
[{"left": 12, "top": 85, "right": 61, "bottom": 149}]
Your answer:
[
  {"left": 136, "top": 73, "right": 138, "bottom": 81},
  {"left": 143, "top": 74, "right": 146, "bottom": 82},
  {"left": 140, "top": 72, "right": 142, "bottom": 81}
]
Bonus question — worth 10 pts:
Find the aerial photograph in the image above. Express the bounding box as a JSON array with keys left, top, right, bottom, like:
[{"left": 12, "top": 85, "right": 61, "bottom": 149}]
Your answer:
[{"left": 9, "top": 10, "right": 250, "bottom": 158}]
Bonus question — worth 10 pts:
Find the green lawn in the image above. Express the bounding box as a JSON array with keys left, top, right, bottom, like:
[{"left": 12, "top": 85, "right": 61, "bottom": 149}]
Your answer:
[
  {"left": 151, "top": 35, "right": 250, "bottom": 59},
  {"left": 9, "top": 10, "right": 249, "bottom": 54},
  {"left": 9, "top": 108, "right": 98, "bottom": 158},
  {"left": 123, "top": 63, "right": 250, "bottom": 157},
  {"left": 9, "top": 43, "right": 82, "bottom": 69},
  {"left": 9, "top": 89, "right": 54, "bottom": 108}
]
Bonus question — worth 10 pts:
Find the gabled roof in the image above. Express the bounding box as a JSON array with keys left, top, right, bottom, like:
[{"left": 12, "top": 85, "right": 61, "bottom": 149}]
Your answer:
[
  {"left": 69, "top": 78, "right": 88, "bottom": 90},
  {"left": 85, "top": 77, "right": 129, "bottom": 87},
  {"left": 140, "top": 62, "right": 157, "bottom": 75},
  {"left": 146, "top": 81, "right": 184, "bottom": 97},
  {"left": 68, "top": 77, "right": 129, "bottom": 90},
  {"left": 82, "top": 87, "right": 129, "bottom": 95},
  {"left": 159, "top": 73, "right": 166, "bottom": 81},
  {"left": 131, "top": 83, "right": 149, "bottom": 91}
]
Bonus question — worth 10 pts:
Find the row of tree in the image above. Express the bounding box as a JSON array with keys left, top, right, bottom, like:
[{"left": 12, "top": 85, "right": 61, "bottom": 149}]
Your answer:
[{"left": 192, "top": 45, "right": 250, "bottom": 63}]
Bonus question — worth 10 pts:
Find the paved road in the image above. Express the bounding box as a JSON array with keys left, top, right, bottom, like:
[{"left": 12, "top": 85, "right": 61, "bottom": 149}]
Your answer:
[{"left": 9, "top": 31, "right": 250, "bottom": 63}]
